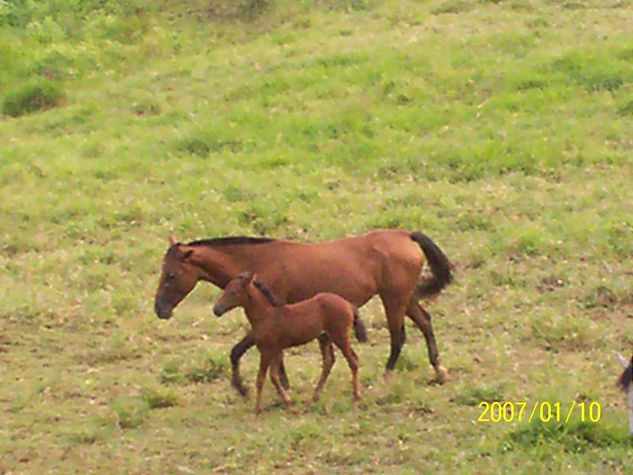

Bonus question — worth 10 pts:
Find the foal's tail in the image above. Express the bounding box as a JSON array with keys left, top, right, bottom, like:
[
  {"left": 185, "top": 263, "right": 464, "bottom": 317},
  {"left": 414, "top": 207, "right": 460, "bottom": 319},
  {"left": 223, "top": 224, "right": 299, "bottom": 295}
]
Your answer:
[
  {"left": 411, "top": 231, "right": 453, "bottom": 298},
  {"left": 353, "top": 307, "right": 368, "bottom": 343}
]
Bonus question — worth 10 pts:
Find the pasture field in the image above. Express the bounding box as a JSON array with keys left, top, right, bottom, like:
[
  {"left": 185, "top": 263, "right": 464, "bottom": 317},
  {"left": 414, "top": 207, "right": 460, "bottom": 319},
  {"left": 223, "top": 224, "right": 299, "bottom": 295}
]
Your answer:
[{"left": 2, "top": 0, "right": 633, "bottom": 472}]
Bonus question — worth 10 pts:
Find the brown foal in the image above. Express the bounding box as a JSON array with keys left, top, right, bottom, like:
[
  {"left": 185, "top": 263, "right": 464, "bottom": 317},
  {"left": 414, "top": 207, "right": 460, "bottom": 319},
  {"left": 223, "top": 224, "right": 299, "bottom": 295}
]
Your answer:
[{"left": 213, "top": 271, "right": 368, "bottom": 414}]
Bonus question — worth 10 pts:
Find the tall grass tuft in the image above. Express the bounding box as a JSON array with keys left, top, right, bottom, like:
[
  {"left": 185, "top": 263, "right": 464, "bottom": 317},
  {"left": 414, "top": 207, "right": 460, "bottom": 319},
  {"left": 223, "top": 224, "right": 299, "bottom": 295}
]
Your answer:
[
  {"left": 505, "top": 421, "right": 633, "bottom": 454},
  {"left": 3, "top": 81, "right": 64, "bottom": 117}
]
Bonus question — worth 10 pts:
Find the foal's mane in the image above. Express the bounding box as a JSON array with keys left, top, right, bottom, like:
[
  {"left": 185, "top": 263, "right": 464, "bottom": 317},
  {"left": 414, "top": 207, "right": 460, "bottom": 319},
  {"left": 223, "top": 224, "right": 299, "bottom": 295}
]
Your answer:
[
  {"left": 253, "top": 280, "right": 284, "bottom": 307},
  {"left": 187, "top": 236, "right": 276, "bottom": 247}
]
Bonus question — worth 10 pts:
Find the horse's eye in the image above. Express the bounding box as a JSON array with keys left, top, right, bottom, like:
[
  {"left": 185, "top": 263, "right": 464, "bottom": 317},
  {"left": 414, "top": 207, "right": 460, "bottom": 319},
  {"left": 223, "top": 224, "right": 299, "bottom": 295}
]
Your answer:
[
  {"left": 167, "top": 272, "right": 175, "bottom": 280},
  {"left": 230, "top": 290, "right": 236, "bottom": 296}
]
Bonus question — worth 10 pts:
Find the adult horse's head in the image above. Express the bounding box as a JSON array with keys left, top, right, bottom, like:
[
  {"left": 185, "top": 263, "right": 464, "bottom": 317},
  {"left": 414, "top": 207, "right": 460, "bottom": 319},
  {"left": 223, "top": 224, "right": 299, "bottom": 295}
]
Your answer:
[{"left": 154, "top": 233, "right": 203, "bottom": 320}]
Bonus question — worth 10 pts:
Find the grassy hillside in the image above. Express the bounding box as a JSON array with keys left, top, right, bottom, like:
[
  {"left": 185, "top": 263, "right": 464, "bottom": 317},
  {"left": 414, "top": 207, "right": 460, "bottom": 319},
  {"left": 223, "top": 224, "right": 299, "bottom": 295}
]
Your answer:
[{"left": 2, "top": 0, "right": 633, "bottom": 472}]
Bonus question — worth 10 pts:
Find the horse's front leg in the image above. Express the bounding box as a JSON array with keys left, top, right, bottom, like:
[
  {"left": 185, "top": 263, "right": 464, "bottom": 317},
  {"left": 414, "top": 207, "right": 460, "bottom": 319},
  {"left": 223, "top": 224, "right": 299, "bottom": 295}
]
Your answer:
[
  {"left": 255, "top": 351, "right": 272, "bottom": 415},
  {"left": 230, "top": 334, "right": 255, "bottom": 396}
]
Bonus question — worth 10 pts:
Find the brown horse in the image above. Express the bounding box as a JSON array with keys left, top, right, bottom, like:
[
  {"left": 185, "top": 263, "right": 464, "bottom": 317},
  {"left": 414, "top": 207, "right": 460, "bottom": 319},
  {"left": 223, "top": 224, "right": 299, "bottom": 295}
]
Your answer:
[
  {"left": 155, "top": 229, "right": 452, "bottom": 394},
  {"left": 213, "top": 271, "right": 367, "bottom": 413}
]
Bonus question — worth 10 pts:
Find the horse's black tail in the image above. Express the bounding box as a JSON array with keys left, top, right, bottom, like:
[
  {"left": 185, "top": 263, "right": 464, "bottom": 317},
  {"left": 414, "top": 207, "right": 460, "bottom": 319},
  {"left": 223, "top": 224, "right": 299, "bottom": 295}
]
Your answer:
[
  {"left": 411, "top": 231, "right": 453, "bottom": 298},
  {"left": 617, "top": 355, "right": 633, "bottom": 393},
  {"left": 353, "top": 307, "right": 368, "bottom": 343}
]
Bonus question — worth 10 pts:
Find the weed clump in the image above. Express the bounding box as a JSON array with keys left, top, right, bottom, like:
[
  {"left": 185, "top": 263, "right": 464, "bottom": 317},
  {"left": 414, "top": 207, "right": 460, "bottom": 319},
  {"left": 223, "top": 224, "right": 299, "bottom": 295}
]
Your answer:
[
  {"left": 112, "top": 396, "right": 149, "bottom": 429},
  {"left": 160, "top": 356, "right": 226, "bottom": 385},
  {"left": 504, "top": 421, "right": 632, "bottom": 454},
  {"left": 3, "top": 81, "right": 64, "bottom": 117},
  {"left": 141, "top": 386, "right": 179, "bottom": 409},
  {"left": 131, "top": 100, "right": 161, "bottom": 116},
  {"left": 618, "top": 100, "right": 633, "bottom": 116},
  {"left": 453, "top": 384, "right": 504, "bottom": 406},
  {"left": 238, "top": 0, "right": 269, "bottom": 19},
  {"left": 432, "top": 0, "right": 474, "bottom": 14},
  {"left": 186, "top": 356, "right": 225, "bottom": 383},
  {"left": 208, "top": 0, "right": 269, "bottom": 21}
]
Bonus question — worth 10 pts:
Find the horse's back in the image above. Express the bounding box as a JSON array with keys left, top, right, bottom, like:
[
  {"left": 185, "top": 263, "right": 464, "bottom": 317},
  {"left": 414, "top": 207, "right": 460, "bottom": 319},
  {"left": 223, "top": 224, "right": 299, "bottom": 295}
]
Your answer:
[
  {"left": 253, "top": 229, "right": 424, "bottom": 305},
  {"left": 313, "top": 292, "right": 355, "bottom": 313},
  {"left": 319, "top": 229, "right": 425, "bottom": 297},
  {"left": 287, "top": 292, "right": 349, "bottom": 313},
  {"left": 261, "top": 298, "right": 337, "bottom": 349},
  {"left": 285, "top": 293, "right": 354, "bottom": 323}
]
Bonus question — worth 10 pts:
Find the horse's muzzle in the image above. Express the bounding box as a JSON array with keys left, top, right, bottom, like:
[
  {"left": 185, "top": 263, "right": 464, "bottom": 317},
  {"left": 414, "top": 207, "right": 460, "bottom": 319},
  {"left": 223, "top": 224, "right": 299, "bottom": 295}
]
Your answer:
[
  {"left": 213, "top": 304, "right": 226, "bottom": 317},
  {"left": 155, "top": 300, "right": 173, "bottom": 320}
]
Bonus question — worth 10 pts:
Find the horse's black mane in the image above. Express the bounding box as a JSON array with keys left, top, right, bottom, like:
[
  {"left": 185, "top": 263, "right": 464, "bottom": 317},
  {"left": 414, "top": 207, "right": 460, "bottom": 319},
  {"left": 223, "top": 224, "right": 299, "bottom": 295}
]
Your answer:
[
  {"left": 253, "top": 280, "right": 284, "bottom": 307},
  {"left": 187, "top": 236, "right": 276, "bottom": 247}
]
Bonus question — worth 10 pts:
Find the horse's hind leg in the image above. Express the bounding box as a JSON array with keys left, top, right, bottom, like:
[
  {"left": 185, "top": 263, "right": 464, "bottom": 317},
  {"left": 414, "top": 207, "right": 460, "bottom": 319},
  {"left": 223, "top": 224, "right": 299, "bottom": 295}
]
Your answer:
[
  {"left": 380, "top": 295, "right": 408, "bottom": 378},
  {"left": 269, "top": 352, "right": 292, "bottom": 409},
  {"left": 330, "top": 334, "right": 361, "bottom": 401},
  {"left": 266, "top": 350, "right": 290, "bottom": 391},
  {"left": 312, "top": 333, "right": 335, "bottom": 402},
  {"left": 406, "top": 300, "right": 448, "bottom": 383}
]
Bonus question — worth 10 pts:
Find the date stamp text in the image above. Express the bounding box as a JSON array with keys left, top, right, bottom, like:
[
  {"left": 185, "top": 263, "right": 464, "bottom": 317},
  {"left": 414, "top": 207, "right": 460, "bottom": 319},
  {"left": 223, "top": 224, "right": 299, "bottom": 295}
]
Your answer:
[{"left": 477, "top": 401, "right": 601, "bottom": 424}]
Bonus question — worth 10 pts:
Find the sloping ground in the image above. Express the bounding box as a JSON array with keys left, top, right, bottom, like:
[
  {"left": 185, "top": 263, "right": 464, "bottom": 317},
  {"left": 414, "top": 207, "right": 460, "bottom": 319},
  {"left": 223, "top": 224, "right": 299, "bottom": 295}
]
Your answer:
[{"left": 1, "top": 0, "right": 633, "bottom": 472}]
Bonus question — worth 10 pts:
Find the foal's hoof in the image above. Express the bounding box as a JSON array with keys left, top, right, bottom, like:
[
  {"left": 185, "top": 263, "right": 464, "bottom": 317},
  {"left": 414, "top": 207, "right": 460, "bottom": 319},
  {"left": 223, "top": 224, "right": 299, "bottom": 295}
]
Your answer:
[{"left": 436, "top": 365, "right": 449, "bottom": 384}]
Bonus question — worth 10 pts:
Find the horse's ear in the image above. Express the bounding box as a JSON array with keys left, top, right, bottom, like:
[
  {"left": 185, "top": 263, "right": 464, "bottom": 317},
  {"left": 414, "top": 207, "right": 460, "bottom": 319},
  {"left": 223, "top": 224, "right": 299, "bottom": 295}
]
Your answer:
[
  {"left": 169, "top": 233, "right": 178, "bottom": 246},
  {"left": 242, "top": 270, "right": 255, "bottom": 283}
]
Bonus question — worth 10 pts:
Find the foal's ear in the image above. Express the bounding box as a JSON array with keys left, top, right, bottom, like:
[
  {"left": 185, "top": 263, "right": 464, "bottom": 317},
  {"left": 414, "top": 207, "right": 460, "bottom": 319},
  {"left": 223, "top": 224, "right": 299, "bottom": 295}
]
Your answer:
[
  {"left": 169, "top": 233, "right": 178, "bottom": 246},
  {"left": 241, "top": 270, "right": 255, "bottom": 284},
  {"left": 181, "top": 249, "right": 194, "bottom": 261}
]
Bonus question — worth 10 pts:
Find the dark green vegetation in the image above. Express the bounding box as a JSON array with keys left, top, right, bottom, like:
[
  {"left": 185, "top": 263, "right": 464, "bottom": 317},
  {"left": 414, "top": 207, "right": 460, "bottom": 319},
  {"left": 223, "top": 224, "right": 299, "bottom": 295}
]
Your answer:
[{"left": 1, "top": 0, "right": 633, "bottom": 472}]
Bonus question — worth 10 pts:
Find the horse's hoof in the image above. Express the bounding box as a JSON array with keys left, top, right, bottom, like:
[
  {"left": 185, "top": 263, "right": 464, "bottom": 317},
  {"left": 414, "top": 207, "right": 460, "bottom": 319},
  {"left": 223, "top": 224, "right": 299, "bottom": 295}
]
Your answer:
[
  {"left": 235, "top": 385, "right": 250, "bottom": 398},
  {"left": 436, "top": 365, "right": 449, "bottom": 384},
  {"left": 383, "top": 369, "right": 394, "bottom": 381}
]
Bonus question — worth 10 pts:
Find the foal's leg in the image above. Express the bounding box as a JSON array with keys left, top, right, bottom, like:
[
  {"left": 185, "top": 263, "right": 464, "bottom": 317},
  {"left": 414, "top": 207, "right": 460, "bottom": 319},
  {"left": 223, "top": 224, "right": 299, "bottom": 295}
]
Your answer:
[
  {"left": 269, "top": 352, "right": 292, "bottom": 409},
  {"left": 406, "top": 300, "right": 448, "bottom": 383},
  {"left": 255, "top": 351, "right": 272, "bottom": 415},
  {"left": 278, "top": 358, "right": 290, "bottom": 391},
  {"left": 230, "top": 334, "right": 255, "bottom": 396},
  {"left": 330, "top": 333, "right": 361, "bottom": 401},
  {"left": 312, "top": 333, "right": 336, "bottom": 402}
]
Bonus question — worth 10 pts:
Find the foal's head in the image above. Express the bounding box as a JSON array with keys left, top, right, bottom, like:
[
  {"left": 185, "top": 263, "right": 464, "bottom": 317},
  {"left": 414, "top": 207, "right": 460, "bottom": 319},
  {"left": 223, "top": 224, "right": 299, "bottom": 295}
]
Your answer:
[
  {"left": 213, "top": 271, "right": 256, "bottom": 317},
  {"left": 155, "top": 234, "right": 204, "bottom": 320}
]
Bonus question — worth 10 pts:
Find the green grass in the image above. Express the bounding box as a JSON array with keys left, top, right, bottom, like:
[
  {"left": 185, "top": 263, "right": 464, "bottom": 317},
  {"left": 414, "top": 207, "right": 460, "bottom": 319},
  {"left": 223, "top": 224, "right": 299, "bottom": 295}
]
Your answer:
[
  {"left": 2, "top": 80, "right": 65, "bottom": 117},
  {"left": 2, "top": 0, "right": 633, "bottom": 472}
]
